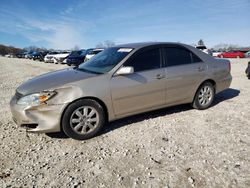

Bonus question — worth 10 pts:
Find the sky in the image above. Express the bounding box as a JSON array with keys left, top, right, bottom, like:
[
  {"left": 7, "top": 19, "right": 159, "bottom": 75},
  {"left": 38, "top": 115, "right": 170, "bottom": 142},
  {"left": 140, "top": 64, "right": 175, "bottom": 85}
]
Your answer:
[{"left": 0, "top": 0, "right": 249, "bottom": 49}]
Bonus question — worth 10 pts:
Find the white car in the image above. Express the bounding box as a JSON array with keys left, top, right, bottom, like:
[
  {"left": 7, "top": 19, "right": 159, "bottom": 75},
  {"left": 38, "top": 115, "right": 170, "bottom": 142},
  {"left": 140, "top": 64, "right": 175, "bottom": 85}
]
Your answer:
[
  {"left": 84, "top": 48, "right": 104, "bottom": 61},
  {"left": 53, "top": 51, "right": 70, "bottom": 64},
  {"left": 5, "top": 54, "right": 12, "bottom": 58},
  {"left": 212, "top": 50, "right": 223, "bottom": 57},
  {"left": 44, "top": 51, "right": 59, "bottom": 63},
  {"left": 195, "top": 45, "right": 212, "bottom": 56}
]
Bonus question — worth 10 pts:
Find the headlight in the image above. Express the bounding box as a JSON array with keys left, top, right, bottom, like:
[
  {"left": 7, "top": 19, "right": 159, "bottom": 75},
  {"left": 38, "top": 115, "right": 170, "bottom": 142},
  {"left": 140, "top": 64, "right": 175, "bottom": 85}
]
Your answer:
[{"left": 17, "top": 91, "right": 56, "bottom": 106}]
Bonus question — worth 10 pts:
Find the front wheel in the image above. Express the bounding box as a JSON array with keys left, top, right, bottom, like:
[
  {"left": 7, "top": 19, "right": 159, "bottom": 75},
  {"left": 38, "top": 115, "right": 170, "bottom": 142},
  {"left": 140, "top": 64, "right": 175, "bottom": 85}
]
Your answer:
[
  {"left": 192, "top": 82, "right": 215, "bottom": 110},
  {"left": 62, "top": 99, "right": 106, "bottom": 140}
]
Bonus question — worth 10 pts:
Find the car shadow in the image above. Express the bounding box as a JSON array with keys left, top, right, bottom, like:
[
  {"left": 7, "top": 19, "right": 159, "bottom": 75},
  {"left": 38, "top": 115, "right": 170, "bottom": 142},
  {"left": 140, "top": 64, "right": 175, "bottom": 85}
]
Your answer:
[
  {"left": 212, "top": 88, "right": 240, "bottom": 106},
  {"left": 46, "top": 88, "right": 240, "bottom": 139},
  {"left": 101, "top": 88, "right": 240, "bottom": 136}
]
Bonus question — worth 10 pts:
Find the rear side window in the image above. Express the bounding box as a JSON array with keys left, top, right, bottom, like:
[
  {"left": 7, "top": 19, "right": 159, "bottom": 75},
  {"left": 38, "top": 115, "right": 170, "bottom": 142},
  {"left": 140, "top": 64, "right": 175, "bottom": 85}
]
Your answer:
[
  {"left": 165, "top": 47, "right": 192, "bottom": 66},
  {"left": 125, "top": 48, "right": 160, "bottom": 72},
  {"left": 164, "top": 47, "right": 202, "bottom": 66}
]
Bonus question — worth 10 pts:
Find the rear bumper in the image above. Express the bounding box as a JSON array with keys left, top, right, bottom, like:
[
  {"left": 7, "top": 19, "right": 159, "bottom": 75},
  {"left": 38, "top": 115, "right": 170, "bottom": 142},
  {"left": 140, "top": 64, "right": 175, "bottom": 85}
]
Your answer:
[
  {"left": 216, "top": 74, "right": 232, "bottom": 93},
  {"left": 10, "top": 95, "right": 67, "bottom": 133}
]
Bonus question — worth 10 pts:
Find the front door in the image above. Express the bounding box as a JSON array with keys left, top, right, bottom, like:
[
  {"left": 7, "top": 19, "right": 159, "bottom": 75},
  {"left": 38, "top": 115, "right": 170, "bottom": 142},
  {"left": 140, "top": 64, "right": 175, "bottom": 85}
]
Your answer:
[{"left": 110, "top": 47, "right": 166, "bottom": 116}]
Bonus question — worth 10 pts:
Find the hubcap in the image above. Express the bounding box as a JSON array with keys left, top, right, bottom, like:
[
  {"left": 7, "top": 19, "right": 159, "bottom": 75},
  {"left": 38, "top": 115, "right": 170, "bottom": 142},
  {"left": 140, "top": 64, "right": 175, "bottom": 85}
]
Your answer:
[
  {"left": 198, "top": 86, "right": 213, "bottom": 106},
  {"left": 70, "top": 106, "right": 99, "bottom": 135}
]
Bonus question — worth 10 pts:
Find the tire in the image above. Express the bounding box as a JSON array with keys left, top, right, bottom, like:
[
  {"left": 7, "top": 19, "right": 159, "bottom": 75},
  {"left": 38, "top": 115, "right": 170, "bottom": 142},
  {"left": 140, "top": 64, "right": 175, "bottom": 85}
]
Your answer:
[
  {"left": 192, "top": 82, "right": 215, "bottom": 110},
  {"left": 62, "top": 99, "right": 106, "bottom": 140}
]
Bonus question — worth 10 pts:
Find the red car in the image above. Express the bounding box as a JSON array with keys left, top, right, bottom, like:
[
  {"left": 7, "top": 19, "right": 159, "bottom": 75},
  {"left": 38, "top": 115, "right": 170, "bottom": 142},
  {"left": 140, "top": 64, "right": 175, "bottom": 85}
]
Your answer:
[{"left": 218, "top": 51, "right": 245, "bottom": 58}]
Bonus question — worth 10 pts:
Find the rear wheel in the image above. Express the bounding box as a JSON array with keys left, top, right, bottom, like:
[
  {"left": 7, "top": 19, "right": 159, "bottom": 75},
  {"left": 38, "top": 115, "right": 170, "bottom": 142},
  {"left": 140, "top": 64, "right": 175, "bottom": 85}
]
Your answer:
[
  {"left": 62, "top": 99, "right": 106, "bottom": 140},
  {"left": 192, "top": 82, "right": 215, "bottom": 110}
]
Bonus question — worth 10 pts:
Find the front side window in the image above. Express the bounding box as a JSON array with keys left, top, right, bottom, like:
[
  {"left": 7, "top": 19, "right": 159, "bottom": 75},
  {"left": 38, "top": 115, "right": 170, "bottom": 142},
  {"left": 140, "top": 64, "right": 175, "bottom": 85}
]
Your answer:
[
  {"left": 164, "top": 47, "right": 192, "bottom": 67},
  {"left": 191, "top": 53, "right": 202, "bottom": 63},
  {"left": 125, "top": 48, "right": 161, "bottom": 72}
]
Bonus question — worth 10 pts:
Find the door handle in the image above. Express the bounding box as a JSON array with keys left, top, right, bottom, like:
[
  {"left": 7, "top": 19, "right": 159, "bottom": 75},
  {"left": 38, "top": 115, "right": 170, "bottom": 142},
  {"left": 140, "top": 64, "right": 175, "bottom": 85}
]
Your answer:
[
  {"left": 197, "top": 67, "right": 205, "bottom": 72},
  {"left": 156, "top": 74, "right": 165, "bottom": 79}
]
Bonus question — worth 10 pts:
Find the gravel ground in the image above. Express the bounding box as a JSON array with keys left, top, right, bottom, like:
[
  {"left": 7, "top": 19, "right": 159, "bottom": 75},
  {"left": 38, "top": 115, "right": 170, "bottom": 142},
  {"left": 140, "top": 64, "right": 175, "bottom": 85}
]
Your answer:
[{"left": 0, "top": 57, "right": 250, "bottom": 187}]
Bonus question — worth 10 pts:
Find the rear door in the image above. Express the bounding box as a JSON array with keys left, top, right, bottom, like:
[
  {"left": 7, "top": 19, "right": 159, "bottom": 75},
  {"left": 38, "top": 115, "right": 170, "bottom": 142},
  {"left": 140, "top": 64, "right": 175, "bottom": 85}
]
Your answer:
[
  {"left": 110, "top": 46, "right": 166, "bottom": 116},
  {"left": 163, "top": 46, "right": 206, "bottom": 104}
]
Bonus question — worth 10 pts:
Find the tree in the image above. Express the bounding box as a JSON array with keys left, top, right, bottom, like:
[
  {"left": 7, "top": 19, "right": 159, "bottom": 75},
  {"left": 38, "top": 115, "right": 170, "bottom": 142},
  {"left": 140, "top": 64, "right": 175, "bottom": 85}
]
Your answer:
[
  {"left": 104, "top": 40, "right": 115, "bottom": 48},
  {"left": 0, "top": 44, "right": 22, "bottom": 55},
  {"left": 23, "top": 46, "right": 48, "bottom": 52},
  {"left": 95, "top": 40, "right": 115, "bottom": 48},
  {"left": 72, "top": 45, "right": 80, "bottom": 51},
  {"left": 213, "top": 43, "right": 239, "bottom": 51},
  {"left": 96, "top": 42, "right": 105, "bottom": 48},
  {"left": 198, "top": 39, "right": 204, "bottom": 46}
]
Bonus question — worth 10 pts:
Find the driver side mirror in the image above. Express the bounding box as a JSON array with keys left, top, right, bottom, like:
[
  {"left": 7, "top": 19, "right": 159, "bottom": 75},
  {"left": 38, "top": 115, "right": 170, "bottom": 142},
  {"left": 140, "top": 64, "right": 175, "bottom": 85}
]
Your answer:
[{"left": 115, "top": 66, "right": 134, "bottom": 76}]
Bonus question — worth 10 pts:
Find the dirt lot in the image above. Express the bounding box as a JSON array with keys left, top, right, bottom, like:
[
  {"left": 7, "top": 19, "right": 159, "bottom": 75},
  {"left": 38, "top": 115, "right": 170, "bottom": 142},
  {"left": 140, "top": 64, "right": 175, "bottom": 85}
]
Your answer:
[{"left": 0, "top": 57, "right": 250, "bottom": 187}]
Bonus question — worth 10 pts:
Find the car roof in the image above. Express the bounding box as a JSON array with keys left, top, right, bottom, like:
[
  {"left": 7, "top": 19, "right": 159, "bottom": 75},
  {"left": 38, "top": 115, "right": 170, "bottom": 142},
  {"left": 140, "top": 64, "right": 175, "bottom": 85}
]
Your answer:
[{"left": 114, "top": 42, "right": 186, "bottom": 49}]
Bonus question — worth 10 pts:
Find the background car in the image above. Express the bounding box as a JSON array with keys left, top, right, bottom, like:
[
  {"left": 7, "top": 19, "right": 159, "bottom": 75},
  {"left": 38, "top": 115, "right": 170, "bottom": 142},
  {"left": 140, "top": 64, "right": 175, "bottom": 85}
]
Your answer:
[
  {"left": 84, "top": 48, "right": 104, "bottom": 61},
  {"left": 66, "top": 49, "right": 93, "bottom": 66},
  {"left": 246, "top": 61, "right": 250, "bottom": 79},
  {"left": 245, "top": 51, "right": 250, "bottom": 58},
  {"left": 4, "top": 54, "right": 13, "bottom": 58},
  {"left": 195, "top": 45, "right": 212, "bottom": 56},
  {"left": 218, "top": 51, "right": 245, "bottom": 58},
  {"left": 44, "top": 51, "right": 59, "bottom": 63},
  {"left": 212, "top": 50, "right": 223, "bottom": 57},
  {"left": 25, "top": 51, "right": 34, "bottom": 59},
  {"left": 53, "top": 51, "right": 70, "bottom": 64},
  {"left": 32, "top": 51, "right": 49, "bottom": 61},
  {"left": 15, "top": 51, "right": 27, "bottom": 58}
]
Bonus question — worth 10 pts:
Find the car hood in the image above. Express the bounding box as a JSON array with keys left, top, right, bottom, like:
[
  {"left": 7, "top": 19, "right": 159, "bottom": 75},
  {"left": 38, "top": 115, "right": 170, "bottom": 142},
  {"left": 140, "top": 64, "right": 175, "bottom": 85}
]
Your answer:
[{"left": 17, "top": 68, "right": 96, "bottom": 95}]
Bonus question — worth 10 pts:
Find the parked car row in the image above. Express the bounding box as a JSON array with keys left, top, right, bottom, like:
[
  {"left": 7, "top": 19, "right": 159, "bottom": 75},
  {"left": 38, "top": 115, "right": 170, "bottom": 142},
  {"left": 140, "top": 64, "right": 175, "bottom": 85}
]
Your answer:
[
  {"left": 213, "top": 50, "right": 250, "bottom": 58},
  {"left": 7, "top": 48, "right": 105, "bottom": 65},
  {"left": 194, "top": 45, "right": 250, "bottom": 59},
  {"left": 217, "top": 51, "right": 245, "bottom": 58}
]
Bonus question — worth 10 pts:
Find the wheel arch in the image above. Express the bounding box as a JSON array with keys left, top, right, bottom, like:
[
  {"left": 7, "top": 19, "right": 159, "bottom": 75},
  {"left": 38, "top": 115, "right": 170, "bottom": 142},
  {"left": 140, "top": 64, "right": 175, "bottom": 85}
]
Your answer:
[
  {"left": 193, "top": 79, "right": 217, "bottom": 101},
  {"left": 60, "top": 96, "right": 109, "bottom": 131}
]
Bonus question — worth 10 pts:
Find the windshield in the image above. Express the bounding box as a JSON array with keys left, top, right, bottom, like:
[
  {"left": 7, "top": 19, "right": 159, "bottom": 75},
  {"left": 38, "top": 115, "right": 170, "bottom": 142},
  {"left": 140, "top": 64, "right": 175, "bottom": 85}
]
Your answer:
[
  {"left": 78, "top": 47, "right": 133, "bottom": 74},
  {"left": 48, "top": 51, "right": 59, "bottom": 55},
  {"left": 70, "top": 50, "right": 86, "bottom": 57},
  {"left": 88, "top": 49, "right": 103, "bottom": 55}
]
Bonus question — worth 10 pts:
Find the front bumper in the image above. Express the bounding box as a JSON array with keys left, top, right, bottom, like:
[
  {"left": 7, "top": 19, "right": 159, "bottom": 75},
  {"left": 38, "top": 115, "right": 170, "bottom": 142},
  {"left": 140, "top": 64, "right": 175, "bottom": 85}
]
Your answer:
[{"left": 10, "top": 95, "right": 67, "bottom": 133}]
